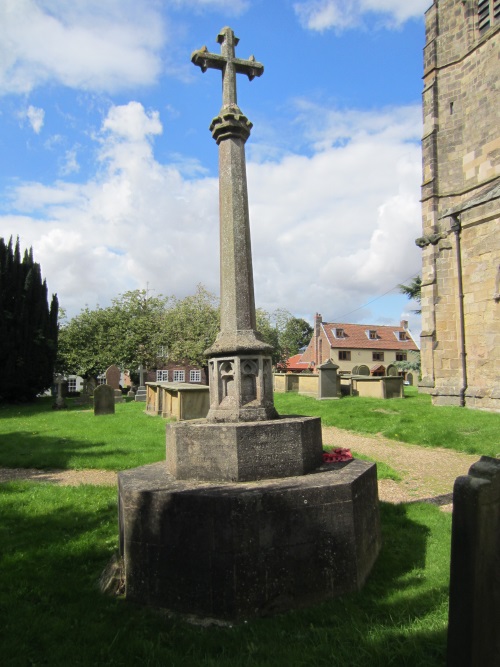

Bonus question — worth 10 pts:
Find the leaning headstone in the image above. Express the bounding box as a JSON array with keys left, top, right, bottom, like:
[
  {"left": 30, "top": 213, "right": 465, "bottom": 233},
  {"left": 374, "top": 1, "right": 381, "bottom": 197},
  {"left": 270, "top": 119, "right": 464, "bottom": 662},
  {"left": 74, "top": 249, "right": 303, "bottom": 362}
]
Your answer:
[
  {"left": 447, "top": 456, "right": 500, "bottom": 667},
  {"left": 94, "top": 384, "right": 115, "bottom": 416}
]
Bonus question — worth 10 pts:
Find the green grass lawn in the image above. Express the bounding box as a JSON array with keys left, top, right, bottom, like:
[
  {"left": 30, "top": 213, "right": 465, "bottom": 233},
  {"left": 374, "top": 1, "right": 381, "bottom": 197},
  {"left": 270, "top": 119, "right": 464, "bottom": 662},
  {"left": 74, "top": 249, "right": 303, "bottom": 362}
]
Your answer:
[
  {"left": 2, "top": 389, "right": 489, "bottom": 664},
  {"left": 0, "top": 397, "right": 166, "bottom": 470},
  {"left": 0, "top": 482, "right": 450, "bottom": 667},
  {"left": 274, "top": 388, "right": 500, "bottom": 458},
  {"left": 1, "top": 389, "right": 497, "bottom": 473}
]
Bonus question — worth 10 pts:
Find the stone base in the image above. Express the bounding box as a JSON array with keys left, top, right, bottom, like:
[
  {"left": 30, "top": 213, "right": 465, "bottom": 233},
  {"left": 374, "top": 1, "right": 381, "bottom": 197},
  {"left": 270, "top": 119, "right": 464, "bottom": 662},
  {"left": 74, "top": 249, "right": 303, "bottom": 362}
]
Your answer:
[
  {"left": 118, "top": 459, "right": 381, "bottom": 622},
  {"left": 135, "top": 386, "right": 147, "bottom": 402},
  {"left": 166, "top": 416, "right": 323, "bottom": 482}
]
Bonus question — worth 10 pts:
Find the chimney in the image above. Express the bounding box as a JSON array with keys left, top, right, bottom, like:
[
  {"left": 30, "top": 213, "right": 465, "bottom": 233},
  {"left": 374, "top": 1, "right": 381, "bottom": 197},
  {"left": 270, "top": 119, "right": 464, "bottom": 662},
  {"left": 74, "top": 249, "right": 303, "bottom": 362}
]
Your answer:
[
  {"left": 314, "top": 313, "right": 322, "bottom": 337},
  {"left": 314, "top": 313, "right": 322, "bottom": 366},
  {"left": 400, "top": 320, "right": 408, "bottom": 330}
]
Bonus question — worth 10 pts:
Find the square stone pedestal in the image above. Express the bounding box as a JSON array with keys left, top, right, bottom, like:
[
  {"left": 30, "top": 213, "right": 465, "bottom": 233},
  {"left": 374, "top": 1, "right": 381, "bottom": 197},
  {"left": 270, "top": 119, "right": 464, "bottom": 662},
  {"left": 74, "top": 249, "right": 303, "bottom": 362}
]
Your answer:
[
  {"left": 118, "top": 453, "right": 381, "bottom": 622},
  {"left": 166, "top": 416, "right": 323, "bottom": 482}
]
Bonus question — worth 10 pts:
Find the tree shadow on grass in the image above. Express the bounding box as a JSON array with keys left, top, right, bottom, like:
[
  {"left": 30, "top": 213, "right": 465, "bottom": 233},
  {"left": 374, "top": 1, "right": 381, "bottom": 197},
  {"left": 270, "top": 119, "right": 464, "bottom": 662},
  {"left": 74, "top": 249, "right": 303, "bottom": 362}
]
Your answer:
[
  {"left": 0, "top": 483, "right": 450, "bottom": 667},
  {"left": 0, "top": 431, "right": 130, "bottom": 470}
]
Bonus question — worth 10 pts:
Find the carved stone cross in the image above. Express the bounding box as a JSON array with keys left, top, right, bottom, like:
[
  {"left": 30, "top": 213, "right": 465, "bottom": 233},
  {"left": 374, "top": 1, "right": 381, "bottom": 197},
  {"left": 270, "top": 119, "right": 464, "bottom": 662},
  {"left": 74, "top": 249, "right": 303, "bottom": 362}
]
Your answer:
[
  {"left": 192, "top": 26, "right": 263, "bottom": 111},
  {"left": 191, "top": 27, "right": 277, "bottom": 423}
]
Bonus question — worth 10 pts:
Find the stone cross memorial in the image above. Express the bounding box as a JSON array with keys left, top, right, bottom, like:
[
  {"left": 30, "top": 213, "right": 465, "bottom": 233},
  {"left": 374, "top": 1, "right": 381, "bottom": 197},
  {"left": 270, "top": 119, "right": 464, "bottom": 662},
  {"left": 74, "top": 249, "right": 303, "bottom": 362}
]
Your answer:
[
  {"left": 116, "top": 27, "right": 381, "bottom": 622},
  {"left": 192, "top": 27, "right": 276, "bottom": 423}
]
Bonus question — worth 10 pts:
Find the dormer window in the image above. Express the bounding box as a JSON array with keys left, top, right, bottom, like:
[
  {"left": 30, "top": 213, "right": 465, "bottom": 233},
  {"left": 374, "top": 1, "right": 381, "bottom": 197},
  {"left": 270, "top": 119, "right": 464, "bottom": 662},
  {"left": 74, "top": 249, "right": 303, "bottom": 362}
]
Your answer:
[
  {"left": 367, "top": 329, "right": 377, "bottom": 340},
  {"left": 334, "top": 328, "right": 344, "bottom": 338},
  {"left": 399, "top": 331, "right": 407, "bottom": 341}
]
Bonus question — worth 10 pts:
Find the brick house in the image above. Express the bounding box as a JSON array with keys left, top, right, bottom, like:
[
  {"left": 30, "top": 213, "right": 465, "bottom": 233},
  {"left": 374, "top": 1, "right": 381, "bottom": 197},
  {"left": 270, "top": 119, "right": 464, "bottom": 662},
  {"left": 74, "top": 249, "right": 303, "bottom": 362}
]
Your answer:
[
  {"left": 299, "top": 314, "right": 419, "bottom": 380},
  {"left": 145, "top": 362, "right": 207, "bottom": 385},
  {"left": 418, "top": 1, "right": 500, "bottom": 409}
]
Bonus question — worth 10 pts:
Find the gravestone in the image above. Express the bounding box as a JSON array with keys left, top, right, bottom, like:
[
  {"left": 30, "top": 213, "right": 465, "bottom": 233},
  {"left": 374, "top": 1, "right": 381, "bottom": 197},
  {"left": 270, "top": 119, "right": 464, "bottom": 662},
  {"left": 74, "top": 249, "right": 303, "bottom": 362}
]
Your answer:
[
  {"left": 75, "top": 377, "right": 94, "bottom": 406},
  {"left": 105, "top": 364, "right": 124, "bottom": 403},
  {"left": 94, "top": 384, "right": 115, "bottom": 416},
  {"left": 52, "top": 375, "right": 67, "bottom": 410},
  {"left": 134, "top": 364, "right": 147, "bottom": 402},
  {"left": 117, "top": 27, "right": 381, "bottom": 622},
  {"left": 318, "top": 359, "right": 340, "bottom": 399},
  {"left": 447, "top": 456, "right": 500, "bottom": 667}
]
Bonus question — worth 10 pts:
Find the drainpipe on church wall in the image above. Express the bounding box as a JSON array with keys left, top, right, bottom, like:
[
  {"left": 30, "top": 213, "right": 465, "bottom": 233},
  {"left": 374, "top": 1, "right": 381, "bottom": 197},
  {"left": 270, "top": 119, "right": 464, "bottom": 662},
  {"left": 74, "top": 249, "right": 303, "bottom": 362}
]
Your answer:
[{"left": 450, "top": 214, "right": 467, "bottom": 407}]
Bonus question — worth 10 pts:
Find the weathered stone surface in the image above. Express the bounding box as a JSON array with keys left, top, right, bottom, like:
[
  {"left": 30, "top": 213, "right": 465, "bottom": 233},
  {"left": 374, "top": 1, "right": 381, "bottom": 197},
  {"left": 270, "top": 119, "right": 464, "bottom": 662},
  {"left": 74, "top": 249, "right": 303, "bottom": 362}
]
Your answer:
[
  {"left": 447, "top": 456, "right": 500, "bottom": 667},
  {"left": 318, "top": 359, "right": 340, "bottom": 399},
  {"left": 105, "top": 364, "right": 121, "bottom": 390},
  {"left": 192, "top": 27, "right": 275, "bottom": 423},
  {"left": 118, "top": 458, "right": 381, "bottom": 621},
  {"left": 94, "top": 384, "right": 115, "bottom": 415},
  {"left": 166, "top": 416, "right": 323, "bottom": 482},
  {"left": 419, "top": 4, "right": 500, "bottom": 411}
]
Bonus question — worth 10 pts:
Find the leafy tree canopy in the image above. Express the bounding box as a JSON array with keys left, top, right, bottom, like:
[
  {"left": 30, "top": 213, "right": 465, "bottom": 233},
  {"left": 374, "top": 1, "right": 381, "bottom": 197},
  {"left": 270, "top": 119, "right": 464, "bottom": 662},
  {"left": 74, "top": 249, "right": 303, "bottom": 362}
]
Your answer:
[
  {"left": 256, "top": 308, "right": 313, "bottom": 367},
  {"left": 57, "top": 285, "right": 219, "bottom": 379}
]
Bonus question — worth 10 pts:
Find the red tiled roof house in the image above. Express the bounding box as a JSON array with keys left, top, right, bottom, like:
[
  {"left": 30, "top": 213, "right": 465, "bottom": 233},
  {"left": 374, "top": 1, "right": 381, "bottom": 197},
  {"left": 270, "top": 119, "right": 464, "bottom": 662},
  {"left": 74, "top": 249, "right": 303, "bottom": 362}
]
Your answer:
[{"left": 300, "top": 313, "right": 419, "bottom": 377}]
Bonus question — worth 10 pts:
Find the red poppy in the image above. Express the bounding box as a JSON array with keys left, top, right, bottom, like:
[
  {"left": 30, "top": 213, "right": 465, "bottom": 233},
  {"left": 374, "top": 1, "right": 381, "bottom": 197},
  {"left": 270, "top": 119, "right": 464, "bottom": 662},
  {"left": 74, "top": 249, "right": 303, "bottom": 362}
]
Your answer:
[{"left": 322, "top": 448, "right": 353, "bottom": 463}]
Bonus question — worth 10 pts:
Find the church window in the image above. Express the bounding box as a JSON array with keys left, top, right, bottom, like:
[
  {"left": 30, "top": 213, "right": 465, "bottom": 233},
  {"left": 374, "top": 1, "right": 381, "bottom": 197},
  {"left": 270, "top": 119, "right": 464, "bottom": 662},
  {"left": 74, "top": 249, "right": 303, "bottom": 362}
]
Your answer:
[{"left": 478, "top": 0, "right": 500, "bottom": 35}]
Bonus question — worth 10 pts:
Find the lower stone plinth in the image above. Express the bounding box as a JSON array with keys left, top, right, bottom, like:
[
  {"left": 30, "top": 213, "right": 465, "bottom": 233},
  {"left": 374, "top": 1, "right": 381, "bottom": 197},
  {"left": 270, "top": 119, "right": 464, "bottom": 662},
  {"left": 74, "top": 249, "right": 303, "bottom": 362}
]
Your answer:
[{"left": 118, "top": 459, "right": 381, "bottom": 622}]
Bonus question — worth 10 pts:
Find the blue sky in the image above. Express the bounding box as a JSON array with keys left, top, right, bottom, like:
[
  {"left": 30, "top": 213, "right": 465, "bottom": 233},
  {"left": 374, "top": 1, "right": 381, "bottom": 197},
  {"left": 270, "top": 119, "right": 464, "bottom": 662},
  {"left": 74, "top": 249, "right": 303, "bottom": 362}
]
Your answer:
[{"left": 0, "top": 0, "right": 430, "bottom": 335}]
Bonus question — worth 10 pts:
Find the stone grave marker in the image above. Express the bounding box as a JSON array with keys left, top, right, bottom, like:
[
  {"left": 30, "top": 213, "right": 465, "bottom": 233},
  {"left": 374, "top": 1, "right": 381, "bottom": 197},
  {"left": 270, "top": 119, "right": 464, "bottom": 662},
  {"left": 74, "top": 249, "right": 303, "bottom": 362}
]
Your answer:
[
  {"left": 318, "top": 359, "right": 340, "bottom": 399},
  {"left": 447, "top": 456, "right": 500, "bottom": 667},
  {"left": 94, "top": 384, "right": 115, "bottom": 416},
  {"left": 105, "top": 364, "right": 123, "bottom": 403}
]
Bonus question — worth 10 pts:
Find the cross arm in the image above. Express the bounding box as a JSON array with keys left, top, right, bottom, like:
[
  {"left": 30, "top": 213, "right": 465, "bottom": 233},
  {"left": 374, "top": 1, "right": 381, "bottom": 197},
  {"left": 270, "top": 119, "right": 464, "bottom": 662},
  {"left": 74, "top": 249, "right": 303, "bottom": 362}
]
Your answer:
[
  {"left": 191, "top": 47, "right": 225, "bottom": 73},
  {"left": 234, "top": 56, "right": 264, "bottom": 81},
  {"left": 191, "top": 47, "right": 264, "bottom": 81}
]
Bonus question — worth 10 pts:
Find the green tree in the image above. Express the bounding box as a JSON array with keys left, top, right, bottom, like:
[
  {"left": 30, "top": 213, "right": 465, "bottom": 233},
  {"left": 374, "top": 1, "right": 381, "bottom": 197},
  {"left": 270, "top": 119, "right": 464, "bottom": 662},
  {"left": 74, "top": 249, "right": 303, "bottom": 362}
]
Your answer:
[
  {"left": 0, "top": 237, "right": 58, "bottom": 402},
  {"left": 57, "top": 290, "right": 170, "bottom": 380},
  {"left": 398, "top": 275, "right": 422, "bottom": 314},
  {"left": 162, "top": 285, "right": 220, "bottom": 368},
  {"left": 57, "top": 285, "right": 219, "bottom": 381},
  {"left": 280, "top": 316, "right": 313, "bottom": 359},
  {"left": 255, "top": 309, "right": 313, "bottom": 367}
]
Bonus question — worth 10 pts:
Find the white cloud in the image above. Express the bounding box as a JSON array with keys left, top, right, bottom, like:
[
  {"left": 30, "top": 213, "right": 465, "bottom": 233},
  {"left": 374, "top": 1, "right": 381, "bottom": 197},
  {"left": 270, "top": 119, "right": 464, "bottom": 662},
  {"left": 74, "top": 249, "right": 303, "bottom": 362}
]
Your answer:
[
  {"left": 59, "top": 148, "right": 80, "bottom": 176},
  {"left": 0, "top": 0, "right": 165, "bottom": 95},
  {"left": 102, "top": 102, "right": 163, "bottom": 143},
  {"left": 25, "top": 105, "right": 45, "bottom": 133},
  {"left": 0, "top": 100, "right": 422, "bottom": 329},
  {"left": 294, "top": 0, "right": 429, "bottom": 31},
  {"left": 170, "top": 0, "right": 249, "bottom": 14}
]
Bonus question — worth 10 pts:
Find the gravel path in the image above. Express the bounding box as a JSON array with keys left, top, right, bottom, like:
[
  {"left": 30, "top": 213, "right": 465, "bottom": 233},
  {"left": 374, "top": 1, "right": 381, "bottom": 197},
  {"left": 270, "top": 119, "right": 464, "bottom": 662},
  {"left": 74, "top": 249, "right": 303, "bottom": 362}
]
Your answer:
[
  {"left": 323, "top": 426, "right": 480, "bottom": 511},
  {"left": 0, "top": 427, "right": 482, "bottom": 511}
]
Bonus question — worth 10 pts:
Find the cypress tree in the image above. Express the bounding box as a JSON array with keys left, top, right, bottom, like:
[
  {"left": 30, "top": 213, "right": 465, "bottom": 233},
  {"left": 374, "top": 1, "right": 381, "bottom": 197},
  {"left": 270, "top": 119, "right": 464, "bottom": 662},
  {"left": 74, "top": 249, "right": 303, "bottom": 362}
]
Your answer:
[{"left": 0, "top": 237, "right": 59, "bottom": 401}]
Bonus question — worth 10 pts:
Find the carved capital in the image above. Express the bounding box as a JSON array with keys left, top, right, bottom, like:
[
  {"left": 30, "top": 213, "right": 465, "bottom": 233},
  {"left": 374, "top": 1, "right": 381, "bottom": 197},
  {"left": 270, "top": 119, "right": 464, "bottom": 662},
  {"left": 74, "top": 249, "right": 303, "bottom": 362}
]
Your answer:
[{"left": 210, "top": 107, "right": 252, "bottom": 144}]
